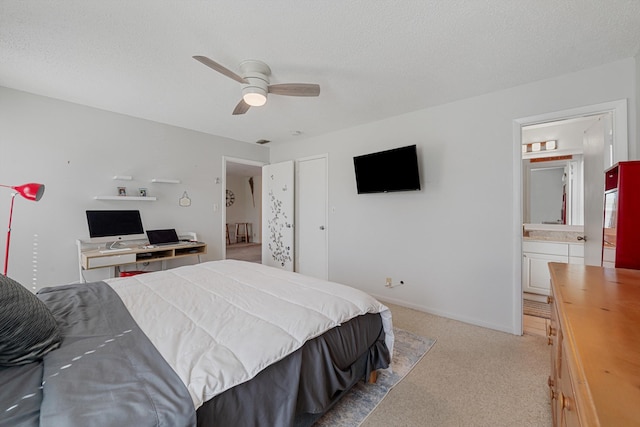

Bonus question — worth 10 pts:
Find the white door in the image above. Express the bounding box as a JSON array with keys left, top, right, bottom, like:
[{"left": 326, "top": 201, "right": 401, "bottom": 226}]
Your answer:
[
  {"left": 582, "top": 116, "right": 608, "bottom": 265},
  {"left": 295, "top": 156, "right": 328, "bottom": 279},
  {"left": 262, "top": 161, "right": 294, "bottom": 271}
]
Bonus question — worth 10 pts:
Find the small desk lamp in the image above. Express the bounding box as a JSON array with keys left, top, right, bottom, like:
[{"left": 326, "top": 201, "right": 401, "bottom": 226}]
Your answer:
[{"left": 0, "top": 183, "right": 45, "bottom": 276}]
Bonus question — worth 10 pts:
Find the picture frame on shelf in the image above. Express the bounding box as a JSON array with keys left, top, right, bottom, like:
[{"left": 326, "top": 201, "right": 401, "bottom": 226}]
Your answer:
[
  {"left": 139, "top": 188, "right": 147, "bottom": 197},
  {"left": 117, "top": 187, "right": 127, "bottom": 196}
]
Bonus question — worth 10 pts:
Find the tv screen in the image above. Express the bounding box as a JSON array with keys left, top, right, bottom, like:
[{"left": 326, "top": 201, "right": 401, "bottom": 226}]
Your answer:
[
  {"left": 86, "top": 210, "right": 145, "bottom": 240},
  {"left": 353, "top": 145, "right": 421, "bottom": 194}
]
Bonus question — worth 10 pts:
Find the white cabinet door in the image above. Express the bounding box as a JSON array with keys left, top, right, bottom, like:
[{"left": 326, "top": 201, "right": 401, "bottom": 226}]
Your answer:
[{"left": 523, "top": 252, "right": 568, "bottom": 295}]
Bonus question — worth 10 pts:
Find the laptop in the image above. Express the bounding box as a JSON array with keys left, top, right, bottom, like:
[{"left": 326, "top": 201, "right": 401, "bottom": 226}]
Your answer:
[{"left": 146, "top": 229, "right": 181, "bottom": 246}]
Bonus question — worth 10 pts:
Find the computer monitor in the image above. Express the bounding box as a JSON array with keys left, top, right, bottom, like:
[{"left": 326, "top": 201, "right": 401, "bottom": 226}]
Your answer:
[{"left": 86, "top": 210, "right": 146, "bottom": 244}]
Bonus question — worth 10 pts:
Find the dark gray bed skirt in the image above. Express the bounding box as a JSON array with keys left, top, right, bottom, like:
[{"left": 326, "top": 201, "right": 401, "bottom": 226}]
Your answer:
[{"left": 196, "top": 312, "right": 390, "bottom": 427}]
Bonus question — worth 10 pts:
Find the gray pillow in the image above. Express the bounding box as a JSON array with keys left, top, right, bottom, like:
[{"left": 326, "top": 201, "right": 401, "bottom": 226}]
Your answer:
[{"left": 0, "top": 275, "right": 61, "bottom": 366}]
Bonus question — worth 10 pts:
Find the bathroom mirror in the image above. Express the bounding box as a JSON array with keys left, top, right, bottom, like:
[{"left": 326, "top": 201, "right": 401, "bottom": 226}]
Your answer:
[{"left": 523, "top": 155, "right": 583, "bottom": 225}]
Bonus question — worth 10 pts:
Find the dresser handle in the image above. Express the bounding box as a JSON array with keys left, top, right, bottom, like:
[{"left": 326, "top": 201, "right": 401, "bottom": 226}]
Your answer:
[
  {"left": 546, "top": 295, "right": 553, "bottom": 304},
  {"left": 547, "top": 324, "right": 556, "bottom": 337}
]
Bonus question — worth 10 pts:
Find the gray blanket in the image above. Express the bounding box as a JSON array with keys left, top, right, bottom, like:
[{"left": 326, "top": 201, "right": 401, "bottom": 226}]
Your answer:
[{"left": 0, "top": 282, "right": 195, "bottom": 427}]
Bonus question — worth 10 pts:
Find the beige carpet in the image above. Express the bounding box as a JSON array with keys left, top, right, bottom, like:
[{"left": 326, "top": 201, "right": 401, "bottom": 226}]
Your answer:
[
  {"left": 362, "top": 302, "right": 552, "bottom": 427},
  {"left": 315, "top": 329, "right": 436, "bottom": 426}
]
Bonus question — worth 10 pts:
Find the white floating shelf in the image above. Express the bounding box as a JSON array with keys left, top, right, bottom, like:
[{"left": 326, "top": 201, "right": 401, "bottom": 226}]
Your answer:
[
  {"left": 94, "top": 196, "right": 157, "bottom": 201},
  {"left": 151, "top": 178, "right": 181, "bottom": 184},
  {"left": 112, "top": 175, "right": 133, "bottom": 181}
]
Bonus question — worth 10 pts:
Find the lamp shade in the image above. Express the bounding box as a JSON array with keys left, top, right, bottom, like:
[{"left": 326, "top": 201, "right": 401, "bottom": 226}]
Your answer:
[
  {"left": 1, "top": 182, "right": 45, "bottom": 276},
  {"left": 5, "top": 183, "right": 45, "bottom": 201}
]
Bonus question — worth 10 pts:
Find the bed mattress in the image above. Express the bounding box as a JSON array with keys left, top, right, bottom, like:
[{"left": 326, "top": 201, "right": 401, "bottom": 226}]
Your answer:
[{"left": 105, "top": 260, "right": 394, "bottom": 409}]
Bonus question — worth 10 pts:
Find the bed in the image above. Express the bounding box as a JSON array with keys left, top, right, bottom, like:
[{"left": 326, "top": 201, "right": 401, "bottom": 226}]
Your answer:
[{"left": 0, "top": 260, "right": 393, "bottom": 427}]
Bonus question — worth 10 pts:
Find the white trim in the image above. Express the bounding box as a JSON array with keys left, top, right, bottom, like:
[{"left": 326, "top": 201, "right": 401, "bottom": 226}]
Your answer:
[
  {"left": 514, "top": 99, "right": 628, "bottom": 161},
  {"left": 512, "top": 121, "right": 524, "bottom": 335},
  {"left": 512, "top": 99, "right": 628, "bottom": 336},
  {"left": 224, "top": 156, "right": 266, "bottom": 168}
]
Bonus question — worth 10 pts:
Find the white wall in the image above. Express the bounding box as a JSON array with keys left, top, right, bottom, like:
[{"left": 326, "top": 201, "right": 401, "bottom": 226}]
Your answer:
[
  {"left": 523, "top": 119, "right": 597, "bottom": 153},
  {"left": 0, "top": 87, "right": 268, "bottom": 289},
  {"left": 270, "top": 58, "right": 637, "bottom": 333},
  {"left": 1, "top": 58, "right": 637, "bottom": 333}
]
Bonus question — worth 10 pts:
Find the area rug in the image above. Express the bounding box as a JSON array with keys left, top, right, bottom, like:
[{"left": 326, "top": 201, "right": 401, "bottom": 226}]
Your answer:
[{"left": 314, "top": 328, "right": 436, "bottom": 427}]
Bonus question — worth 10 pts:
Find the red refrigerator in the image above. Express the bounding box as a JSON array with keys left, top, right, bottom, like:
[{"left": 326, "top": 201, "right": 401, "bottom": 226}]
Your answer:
[{"left": 602, "top": 160, "right": 640, "bottom": 269}]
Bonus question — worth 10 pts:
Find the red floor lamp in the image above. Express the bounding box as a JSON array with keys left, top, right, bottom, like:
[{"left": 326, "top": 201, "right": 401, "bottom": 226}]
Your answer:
[{"left": 0, "top": 183, "right": 45, "bottom": 276}]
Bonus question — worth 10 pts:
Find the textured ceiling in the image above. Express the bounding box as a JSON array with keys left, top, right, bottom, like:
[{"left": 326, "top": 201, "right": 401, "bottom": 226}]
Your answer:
[{"left": 1, "top": 1, "right": 639, "bottom": 145}]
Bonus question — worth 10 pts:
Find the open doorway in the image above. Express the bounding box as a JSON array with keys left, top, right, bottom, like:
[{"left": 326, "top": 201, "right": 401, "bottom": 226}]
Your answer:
[
  {"left": 224, "top": 158, "right": 263, "bottom": 263},
  {"left": 520, "top": 114, "right": 605, "bottom": 336},
  {"left": 513, "top": 99, "right": 628, "bottom": 335}
]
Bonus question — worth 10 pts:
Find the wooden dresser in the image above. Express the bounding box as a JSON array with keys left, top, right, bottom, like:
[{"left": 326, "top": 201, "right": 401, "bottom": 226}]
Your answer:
[{"left": 547, "top": 263, "right": 640, "bottom": 426}]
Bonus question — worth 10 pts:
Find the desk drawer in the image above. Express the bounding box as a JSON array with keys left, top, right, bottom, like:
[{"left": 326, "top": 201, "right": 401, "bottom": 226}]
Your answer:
[{"left": 86, "top": 253, "right": 136, "bottom": 269}]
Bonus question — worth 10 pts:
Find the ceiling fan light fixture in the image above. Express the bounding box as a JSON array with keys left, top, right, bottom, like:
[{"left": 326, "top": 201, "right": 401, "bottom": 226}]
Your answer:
[
  {"left": 242, "top": 87, "right": 267, "bottom": 107},
  {"left": 193, "top": 56, "right": 320, "bottom": 115}
]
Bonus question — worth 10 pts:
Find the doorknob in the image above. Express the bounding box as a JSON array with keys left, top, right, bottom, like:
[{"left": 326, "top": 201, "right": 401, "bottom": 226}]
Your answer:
[
  {"left": 319, "top": 226, "right": 325, "bottom": 230},
  {"left": 577, "top": 236, "right": 586, "bottom": 241}
]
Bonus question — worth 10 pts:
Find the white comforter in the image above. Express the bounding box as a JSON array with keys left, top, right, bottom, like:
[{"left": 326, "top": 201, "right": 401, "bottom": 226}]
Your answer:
[{"left": 106, "top": 260, "right": 393, "bottom": 409}]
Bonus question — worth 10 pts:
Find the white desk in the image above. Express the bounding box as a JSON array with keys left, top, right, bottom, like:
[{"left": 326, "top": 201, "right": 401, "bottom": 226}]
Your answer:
[{"left": 77, "top": 241, "right": 207, "bottom": 283}]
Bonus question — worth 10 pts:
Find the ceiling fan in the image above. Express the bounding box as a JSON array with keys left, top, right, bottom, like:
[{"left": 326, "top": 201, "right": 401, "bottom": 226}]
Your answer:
[{"left": 193, "top": 56, "right": 321, "bottom": 115}]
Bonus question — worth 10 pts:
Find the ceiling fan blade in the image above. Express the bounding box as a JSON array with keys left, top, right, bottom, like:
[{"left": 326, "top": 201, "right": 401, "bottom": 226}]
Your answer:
[
  {"left": 193, "top": 56, "right": 248, "bottom": 84},
  {"left": 268, "top": 83, "right": 320, "bottom": 97},
  {"left": 232, "top": 99, "right": 251, "bottom": 115}
]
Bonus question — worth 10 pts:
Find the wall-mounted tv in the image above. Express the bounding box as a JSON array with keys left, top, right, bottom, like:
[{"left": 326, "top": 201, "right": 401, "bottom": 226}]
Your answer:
[
  {"left": 86, "top": 210, "right": 145, "bottom": 243},
  {"left": 353, "top": 144, "right": 421, "bottom": 194}
]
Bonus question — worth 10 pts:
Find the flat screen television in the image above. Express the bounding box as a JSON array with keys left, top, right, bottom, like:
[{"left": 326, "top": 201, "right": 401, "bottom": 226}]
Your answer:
[
  {"left": 86, "top": 210, "right": 145, "bottom": 244},
  {"left": 353, "top": 144, "right": 421, "bottom": 194}
]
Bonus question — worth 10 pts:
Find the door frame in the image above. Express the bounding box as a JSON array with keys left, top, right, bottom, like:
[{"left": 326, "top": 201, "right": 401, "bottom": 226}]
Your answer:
[
  {"left": 511, "top": 99, "right": 628, "bottom": 335},
  {"left": 222, "top": 156, "right": 266, "bottom": 260}
]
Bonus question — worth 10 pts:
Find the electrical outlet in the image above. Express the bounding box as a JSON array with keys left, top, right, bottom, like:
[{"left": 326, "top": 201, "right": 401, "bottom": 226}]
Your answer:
[{"left": 385, "top": 277, "right": 392, "bottom": 287}]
